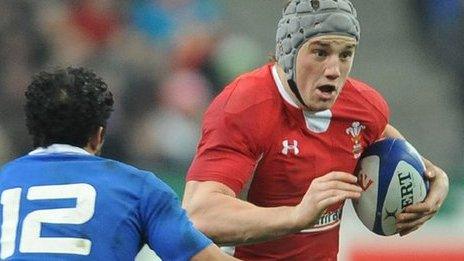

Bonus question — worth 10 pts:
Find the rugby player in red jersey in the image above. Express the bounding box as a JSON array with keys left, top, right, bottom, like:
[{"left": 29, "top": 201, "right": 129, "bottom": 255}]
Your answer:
[{"left": 182, "top": 0, "right": 449, "bottom": 260}]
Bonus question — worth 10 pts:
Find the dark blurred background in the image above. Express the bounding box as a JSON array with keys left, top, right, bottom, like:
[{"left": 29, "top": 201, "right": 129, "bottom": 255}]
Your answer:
[{"left": 0, "top": 1, "right": 462, "bottom": 260}]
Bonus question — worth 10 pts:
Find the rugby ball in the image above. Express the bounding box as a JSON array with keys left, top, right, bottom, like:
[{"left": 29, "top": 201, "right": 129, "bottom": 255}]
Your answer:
[{"left": 352, "top": 138, "right": 429, "bottom": 236}]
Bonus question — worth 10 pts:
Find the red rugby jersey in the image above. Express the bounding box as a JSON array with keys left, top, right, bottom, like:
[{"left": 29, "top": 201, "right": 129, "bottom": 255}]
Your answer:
[{"left": 187, "top": 63, "right": 389, "bottom": 260}]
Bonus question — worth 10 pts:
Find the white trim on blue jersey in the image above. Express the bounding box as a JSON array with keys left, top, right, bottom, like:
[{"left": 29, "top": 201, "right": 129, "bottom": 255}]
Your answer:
[{"left": 28, "top": 144, "right": 91, "bottom": 156}]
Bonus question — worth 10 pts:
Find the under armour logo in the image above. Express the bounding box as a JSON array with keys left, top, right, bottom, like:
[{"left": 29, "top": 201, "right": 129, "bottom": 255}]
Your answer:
[{"left": 282, "top": 140, "right": 299, "bottom": 155}]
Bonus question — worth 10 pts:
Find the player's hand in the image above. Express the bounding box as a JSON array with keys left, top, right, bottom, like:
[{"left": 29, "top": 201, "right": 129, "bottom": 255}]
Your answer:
[
  {"left": 396, "top": 158, "right": 449, "bottom": 236},
  {"left": 292, "top": 171, "right": 362, "bottom": 230}
]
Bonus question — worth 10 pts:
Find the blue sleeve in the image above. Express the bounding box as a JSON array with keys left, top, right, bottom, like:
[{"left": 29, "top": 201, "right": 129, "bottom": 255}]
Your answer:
[{"left": 139, "top": 173, "right": 212, "bottom": 261}]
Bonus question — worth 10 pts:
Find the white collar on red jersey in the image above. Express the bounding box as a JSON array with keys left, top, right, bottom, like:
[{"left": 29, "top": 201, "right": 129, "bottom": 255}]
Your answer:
[
  {"left": 272, "top": 64, "right": 332, "bottom": 133},
  {"left": 29, "top": 144, "right": 91, "bottom": 156},
  {"left": 272, "top": 64, "right": 299, "bottom": 108}
]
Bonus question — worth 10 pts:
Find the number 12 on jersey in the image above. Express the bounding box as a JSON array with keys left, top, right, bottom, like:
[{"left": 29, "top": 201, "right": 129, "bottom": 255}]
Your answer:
[{"left": 0, "top": 183, "right": 96, "bottom": 259}]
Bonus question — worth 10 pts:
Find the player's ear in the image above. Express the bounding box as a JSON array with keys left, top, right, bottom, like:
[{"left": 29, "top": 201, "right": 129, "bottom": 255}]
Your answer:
[
  {"left": 87, "top": 126, "right": 105, "bottom": 154},
  {"left": 97, "top": 126, "right": 106, "bottom": 145}
]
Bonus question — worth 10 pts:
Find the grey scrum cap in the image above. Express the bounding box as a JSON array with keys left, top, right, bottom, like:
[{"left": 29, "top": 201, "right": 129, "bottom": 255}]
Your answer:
[{"left": 276, "top": 0, "right": 360, "bottom": 82}]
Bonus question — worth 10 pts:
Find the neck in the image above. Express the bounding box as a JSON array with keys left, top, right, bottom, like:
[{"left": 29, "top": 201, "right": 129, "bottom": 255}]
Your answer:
[{"left": 83, "top": 145, "right": 97, "bottom": 155}]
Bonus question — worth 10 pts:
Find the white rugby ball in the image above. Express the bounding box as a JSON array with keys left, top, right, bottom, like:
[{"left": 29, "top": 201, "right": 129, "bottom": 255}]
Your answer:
[{"left": 352, "top": 138, "right": 429, "bottom": 236}]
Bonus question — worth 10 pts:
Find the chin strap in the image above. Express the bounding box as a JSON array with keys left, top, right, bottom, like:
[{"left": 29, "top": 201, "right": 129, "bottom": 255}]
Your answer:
[{"left": 287, "top": 79, "right": 309, "bottom": 109}]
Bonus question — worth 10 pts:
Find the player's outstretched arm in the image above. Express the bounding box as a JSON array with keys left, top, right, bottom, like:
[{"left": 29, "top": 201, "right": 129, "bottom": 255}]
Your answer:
[
  {"left": 381, "top": 124, "right": 449, "bottom": 236},
  {"left": 182, "top": 172, "right": 361, "bottom": 245},
  {"left": 191, "top": 244, "right": 240, "bottom": 261}
]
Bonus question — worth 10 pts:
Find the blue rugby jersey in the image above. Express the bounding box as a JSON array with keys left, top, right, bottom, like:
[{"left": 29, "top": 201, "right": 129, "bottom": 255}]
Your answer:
[{"left": 0, "top": 144, "right": 211, "bottom": 260}]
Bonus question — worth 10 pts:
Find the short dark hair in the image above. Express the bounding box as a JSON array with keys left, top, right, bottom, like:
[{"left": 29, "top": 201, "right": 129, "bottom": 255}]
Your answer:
[{"left": 25, "top": 67, "right": 114, "bottom": 148}]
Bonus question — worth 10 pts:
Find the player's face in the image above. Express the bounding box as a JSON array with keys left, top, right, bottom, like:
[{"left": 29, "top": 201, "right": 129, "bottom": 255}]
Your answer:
[{"left": 295, "top": 35, "right": 357, "bottom": 111}]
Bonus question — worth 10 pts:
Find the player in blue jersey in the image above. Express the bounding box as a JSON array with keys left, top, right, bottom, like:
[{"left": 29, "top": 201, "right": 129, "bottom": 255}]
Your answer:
[{"left": 0, "top": 67, "right": 237, "bottom": 260}]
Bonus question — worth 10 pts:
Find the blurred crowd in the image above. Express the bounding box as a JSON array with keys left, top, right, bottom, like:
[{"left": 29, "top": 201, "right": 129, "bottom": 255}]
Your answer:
[
  {"left": 0, "top": 0, "right": 264, "bottom": 173},
  {"left": 415, "top": 0, "right": 464, "bottom": 106}
]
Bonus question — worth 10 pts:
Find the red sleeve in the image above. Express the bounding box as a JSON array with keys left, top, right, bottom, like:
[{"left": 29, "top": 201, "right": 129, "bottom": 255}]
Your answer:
[{"left": 187, "top": 81, "right": 274, "bottom": 195}]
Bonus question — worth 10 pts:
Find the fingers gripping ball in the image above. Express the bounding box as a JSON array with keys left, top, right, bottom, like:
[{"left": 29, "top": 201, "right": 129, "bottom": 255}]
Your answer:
[{"left": 353, "top": 138, "right": 429, "bottom": 236}]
